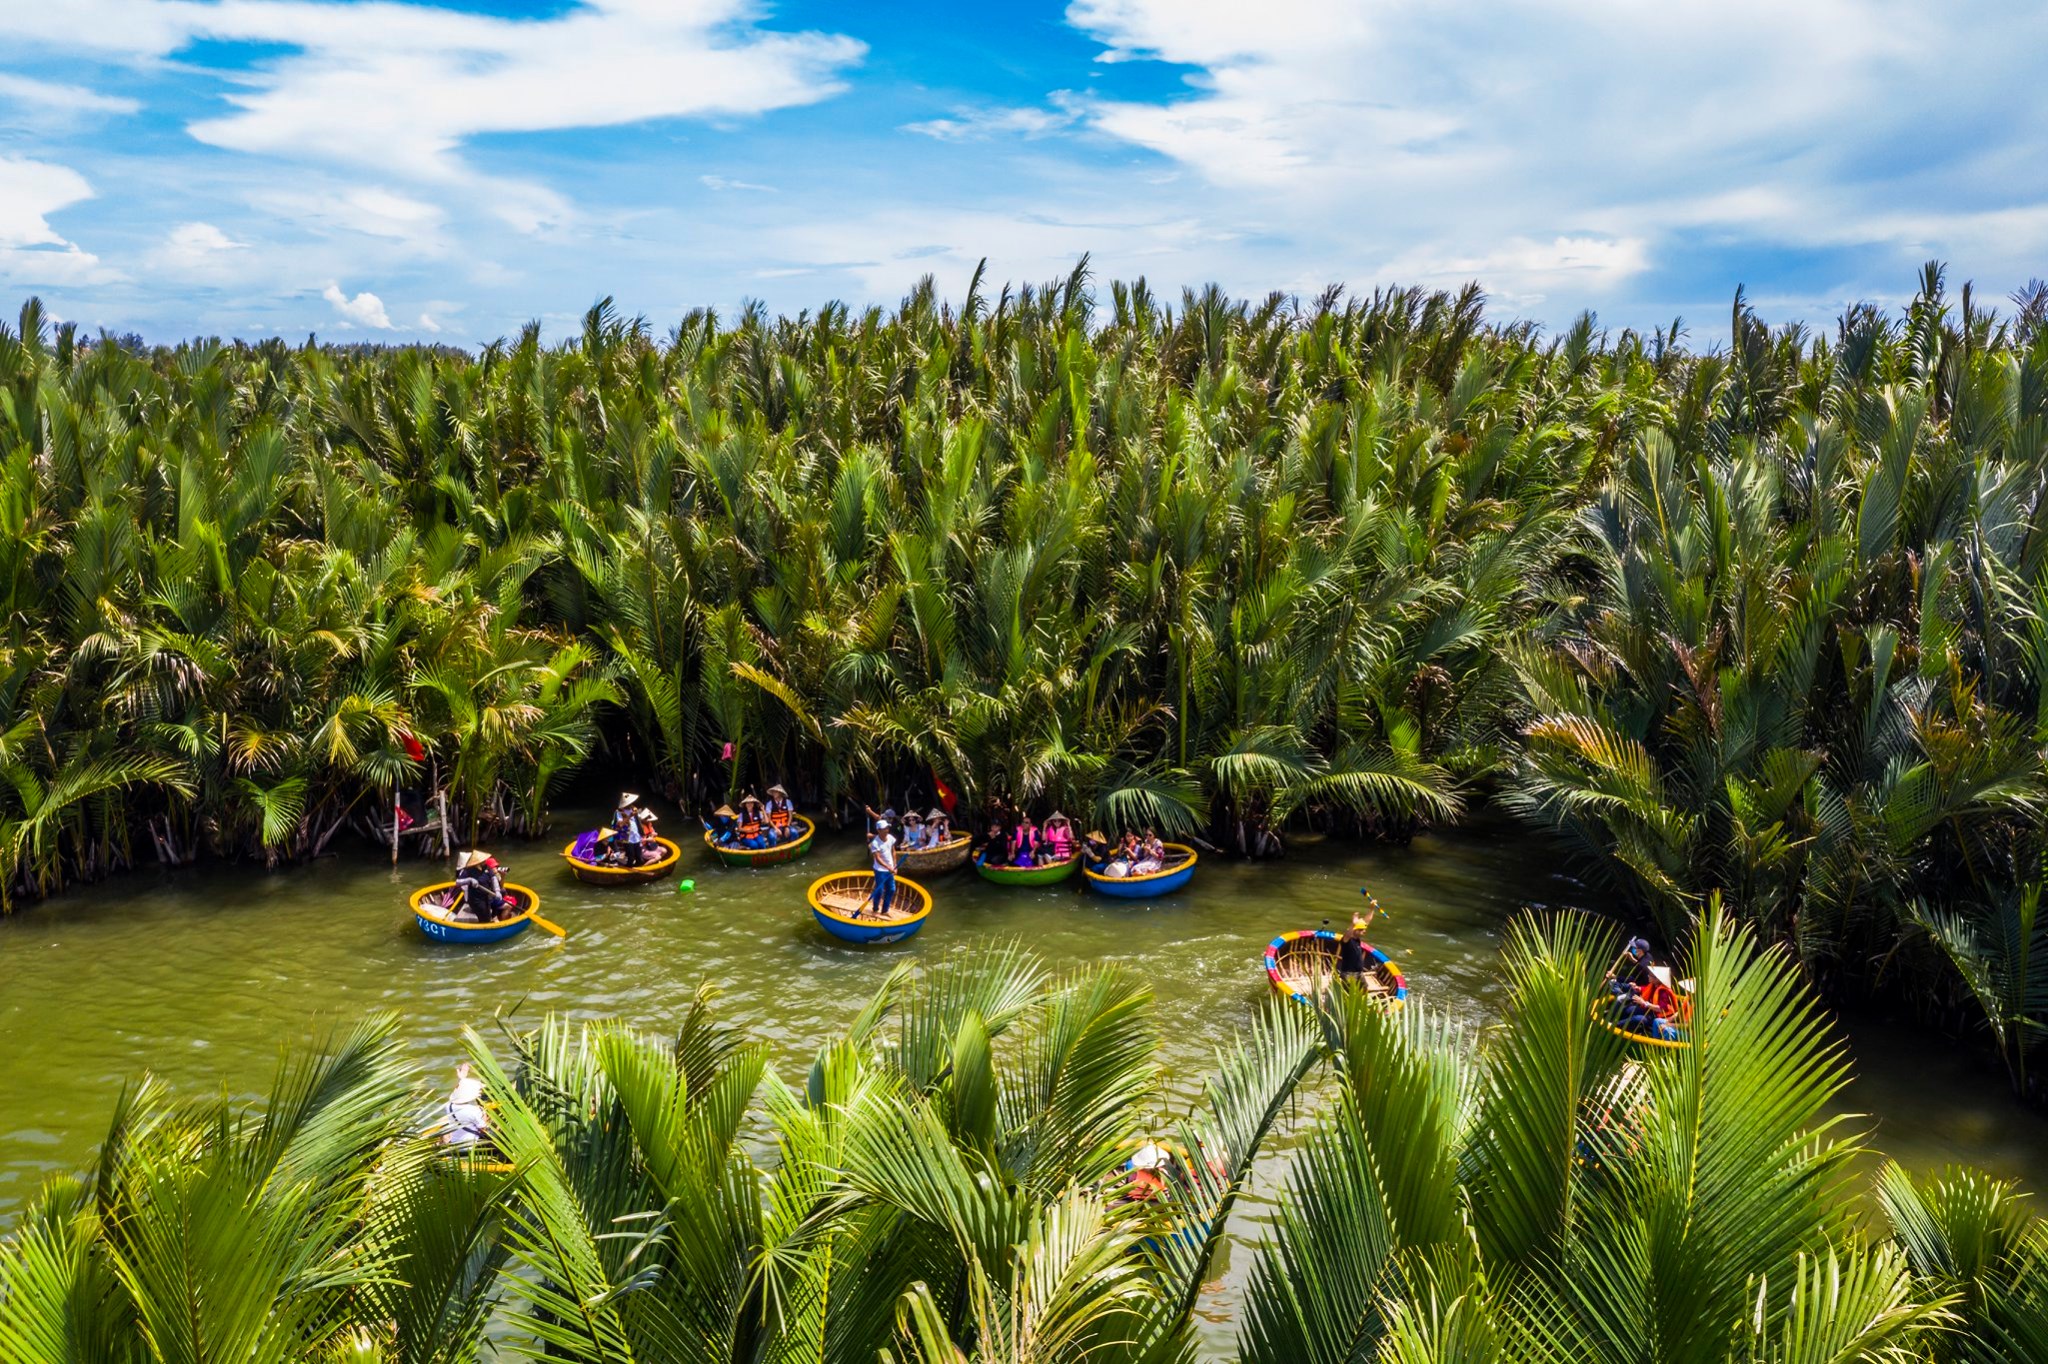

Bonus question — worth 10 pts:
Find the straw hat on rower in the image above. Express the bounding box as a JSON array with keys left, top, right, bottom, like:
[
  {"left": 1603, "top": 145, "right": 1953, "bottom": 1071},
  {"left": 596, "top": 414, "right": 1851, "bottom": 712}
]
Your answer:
[
  {"left": 1649, "top": 964, "right": 1675, "bottom": 988},
  {"left": 713, "top": 804, "right": 737, "bottom": 818},
  {"left": 767, "top": 784, "right": 789, "bottom": 796},
  {"left": 740, "top": 792, "right": 763, "bottom": 807},
  {"left": 617, "top": 792, "right": 640, "bottom": 807},
  {"left": 926, "top": 808, "right": 947, "bottom": 821},
  {"left": 457, "top": 849, "right": 489, "bottom": 869}
]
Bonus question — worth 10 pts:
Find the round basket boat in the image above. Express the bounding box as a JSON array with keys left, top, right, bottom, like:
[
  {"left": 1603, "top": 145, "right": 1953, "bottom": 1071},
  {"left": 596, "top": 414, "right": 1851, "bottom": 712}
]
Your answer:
[
  {"left": 411, "top": 882, "right": 544, "bottom": 944},
  {"left": 807, "top": 870, "right": 933, "bottom": 945},
  {"left": 898, "top": 834, "right": 973, "bottom": 876},
  {"left": 974, "top": 852, "right": 1081, "bottom": 887},
  {"left": 705, "top": 815, "right": 816, "bottom": 867},
  {"left": 1591, "top": 990, "right": 1694, "bottom": 1051},
  {"left": 1085, "top": 844, "right": 1198, "bottom": 899},
  {"left": 1264, "top": 929, "right": 1407, "bottom": 1006},
  {"left": 561, "top": 834, "right": 682, "bottom": 885}
]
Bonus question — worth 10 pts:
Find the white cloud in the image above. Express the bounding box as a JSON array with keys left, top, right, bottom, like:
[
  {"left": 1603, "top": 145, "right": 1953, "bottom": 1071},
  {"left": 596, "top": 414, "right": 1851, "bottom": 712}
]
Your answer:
[
  {"left": 701, "top": 175, "right": 776, "bottom": 193},
  {"left": 149, "top": 221, "right": 247, "bottom": 279},
  {"left": 1062, "top": 0, "right": 2048, "bottom": 307},
  {"left": 417, "top": 312, "right": 442, "bottom": 333},
  {"left": 322, "top": 282, "right": 394, "bottom": 329},
  {"left": 0, "top": 1, "right": 864, "bottom": 233},
  {"left": 0, "top": 155, "right": 120, "bottom": 286},
  {"left": 904, "top": 104, "right": 1075, "bottom": 142},
  {"left": 1377, "top": 236, "right": 1653, "bottom": 310},
  {"left": 0, "top": 73, "right": 139, "bottom": 118},
  {"left": 0, "top": 156, "right": 94, "bottom": 249},
  {"left": 248, "top": 184, "right": 450, "bottom": 245}
]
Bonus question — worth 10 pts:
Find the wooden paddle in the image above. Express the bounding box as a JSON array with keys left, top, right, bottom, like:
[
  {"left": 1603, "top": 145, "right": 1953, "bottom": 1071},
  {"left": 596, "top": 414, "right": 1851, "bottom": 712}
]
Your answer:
[{"left": 528, "top": 913, "right": 567, "bottom": 938}]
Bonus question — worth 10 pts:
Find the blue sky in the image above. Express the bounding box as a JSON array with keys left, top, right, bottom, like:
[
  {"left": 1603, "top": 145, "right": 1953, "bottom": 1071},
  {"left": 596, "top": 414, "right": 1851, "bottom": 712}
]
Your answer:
[{"left": 2, "top": 0, "right": 2045, "bottom": 344}]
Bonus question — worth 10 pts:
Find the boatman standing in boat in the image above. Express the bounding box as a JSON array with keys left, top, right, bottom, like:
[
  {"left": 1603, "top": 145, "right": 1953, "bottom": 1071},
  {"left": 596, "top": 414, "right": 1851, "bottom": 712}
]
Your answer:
[{"left": 868, "top": 817, "right": 899, "bottom": 918}]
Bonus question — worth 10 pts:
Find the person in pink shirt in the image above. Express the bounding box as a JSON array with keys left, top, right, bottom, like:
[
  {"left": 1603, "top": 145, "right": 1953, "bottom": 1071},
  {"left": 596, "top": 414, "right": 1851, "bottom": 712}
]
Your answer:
[
  {"left": 1012, "top": 814, "right": 1040, "bottom": 867},
  {"left": 1042, "top": 812, "right": 1074, "bottom": 863}
]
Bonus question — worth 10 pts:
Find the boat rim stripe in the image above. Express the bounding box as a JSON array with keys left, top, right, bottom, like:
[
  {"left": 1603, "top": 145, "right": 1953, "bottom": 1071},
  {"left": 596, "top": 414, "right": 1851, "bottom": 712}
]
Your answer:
[
  {"left": 1264, "top": 928, "right": 1407, "bottom": 996},
  {"left": 410, "top": 881, "right": 542, "bottom": 930},
  {"left": 805, "top": 871, "right": 933, "bottom": 927}
]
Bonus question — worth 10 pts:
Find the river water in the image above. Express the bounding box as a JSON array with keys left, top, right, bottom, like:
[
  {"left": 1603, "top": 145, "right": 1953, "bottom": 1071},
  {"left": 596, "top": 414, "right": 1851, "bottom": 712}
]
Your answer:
[{"left": 2, "top": 810, "right": 2042, "bottom": 1339}]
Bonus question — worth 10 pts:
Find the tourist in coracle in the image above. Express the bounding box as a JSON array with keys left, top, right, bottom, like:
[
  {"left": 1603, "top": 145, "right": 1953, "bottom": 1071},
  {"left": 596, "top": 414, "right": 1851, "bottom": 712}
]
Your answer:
[
  {"left": 766, "top": 785, "right": 796, "bottom": 842},
  {"left": 1133, "top": 829, "right": 1165, "bottom": 875},
  {"left": 1012, "top": 813, "right": 1040, "bottom": 867},
  {"left": 926, "top": 807, "right": 951, "bottom": 846},
  {"left": 977, "top": 817, "right": 1010, "bottom": 866},
  {"left": 737, "top": 795, "right": 771, "bottom": 849},
  {"left": 480, "top": 853, "right": 513, "bottom": 911},
  {"left": 1101, "top": 832, "right": 1139, "bottom": 878},
  {"left": 902, "top": 810, "right": 930, "bottom": 850},
  {"left": 707, "top": 804, "right": 739, "bottom": 846},
  {"left": 1042, "top": 811, "right": 1074, "bottom": 863},
  {"left": 611, "top": 792, "right": 645, "bottom": 862}
]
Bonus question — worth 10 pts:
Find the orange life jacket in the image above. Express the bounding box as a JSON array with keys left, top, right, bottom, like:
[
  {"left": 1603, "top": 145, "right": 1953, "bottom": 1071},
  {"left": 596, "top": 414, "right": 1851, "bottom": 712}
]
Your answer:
[
  {"left": 1642, "top": 981, "right": 1679, "bottom": 1018},
  {"left": 739, "top": 813, "right": 762, "bottom": 838},
  {"left": 769, "top": 803, "right": 792, "bottom": 831}
]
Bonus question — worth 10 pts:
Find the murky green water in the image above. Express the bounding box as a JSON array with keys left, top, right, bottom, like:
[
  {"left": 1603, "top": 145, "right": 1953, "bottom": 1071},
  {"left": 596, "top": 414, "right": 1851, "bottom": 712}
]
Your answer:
[{"left": 2, "top": 810, "right": 2043, "bottom": 1340}]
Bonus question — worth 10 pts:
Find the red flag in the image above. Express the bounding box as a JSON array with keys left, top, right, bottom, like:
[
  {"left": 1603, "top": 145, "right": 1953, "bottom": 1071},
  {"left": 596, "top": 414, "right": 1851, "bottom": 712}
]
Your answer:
[
  {"left": 399, "top": 731, "right": 426, "bottom": 763},
  {"left": 932, "top": 769, "right": 958, "bottom": 815}
]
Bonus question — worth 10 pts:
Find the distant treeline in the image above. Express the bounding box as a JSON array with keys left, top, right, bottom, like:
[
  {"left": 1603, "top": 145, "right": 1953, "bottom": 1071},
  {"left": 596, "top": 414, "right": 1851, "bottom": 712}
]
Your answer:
[{"left": 1, "top": 260, "right": 2045, "bottom": 1095}]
